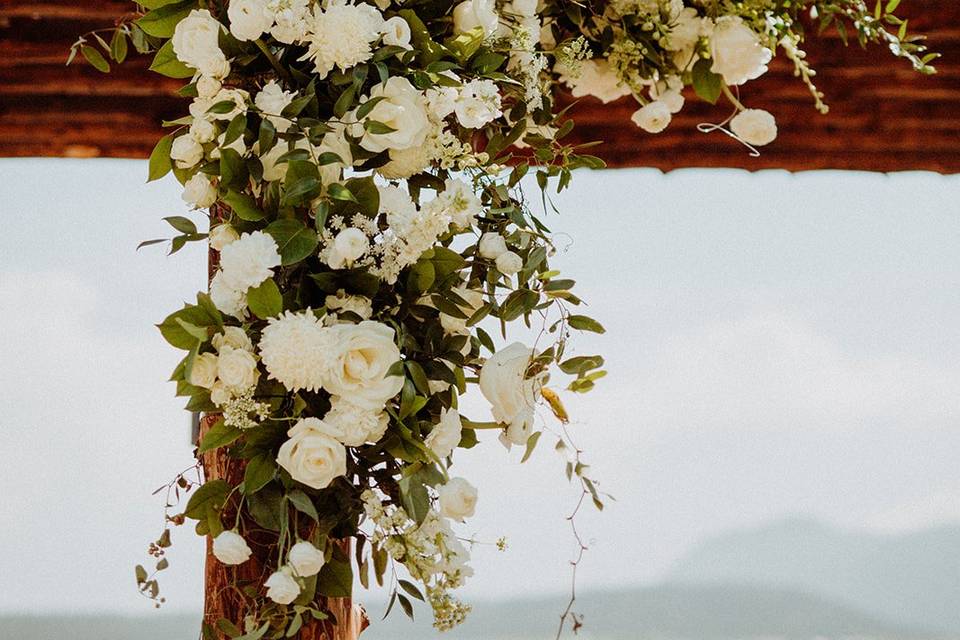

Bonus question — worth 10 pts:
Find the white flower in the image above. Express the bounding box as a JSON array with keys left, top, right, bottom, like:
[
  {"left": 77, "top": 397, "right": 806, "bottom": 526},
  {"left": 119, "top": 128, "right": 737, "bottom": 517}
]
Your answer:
[
  {"left": 381, "top": 16, "right": 412, "bottom": 49},
  {"left": 213, "top": 326, "right": 254, "bottom": 352},
  {"left": 379, "top": 184, "right": 419, "bottom": 234},
  {"left": 512, "top": 0, "right": 538, "bottom": 17},
  {"left": 479, "top": 342, "right": 541, "bottom": 447},
  {"left": 264, "top": 568, "right": 301, "bottom": 604},
  {"left": 219, "top": 231, "right": 281, "bottom": 292},
  {"left": 454, "top": 79, "right": 502, "bottom": 129},
  {"left": 710, "top": 16, "right": 772, "bottom": 86},
  {"left": 277, "top": 418, "right": 347, "bottom": 489},
  {"left": 631, "top": 101, "right": 672, "bottom": 133},
  {"left": 453, "top": 0, "right": 499, "bottom": 37},
  {"left": 439, "top": 286, "right": 483, "bottom": 336},
  {"left": 182, "top": 174, "right": 217, "bottom": 208},
  {"left": 189, "top": 352, "right": 219, "bottom": 389},
  {"left": 170, "top": 135, "right": 203, "bottom": 168},
  {"left": 171, "top": 10, "right": 228, "bottom": 78},
  {"left": 437, "top": 477, "right": 478, "bottom": 522},
  {"left": 379, "top": 144, "right": 432, "bottom": 179},
  {"left": 189, "top": 117, "right": 217, "bottom": 143},
  {"left": 356, "top": 77, "right": 431, "bottom": 153},
  {"left": 560, "top": 59, "right": 631, "bottom": 104},
  {"left": 196, "top": 75, "right": 222, "bottom": 99},
  {"left": 212, "top": 530, "right": 253, "bottom": 565},
  {"left": 730, "top": 108, "right": 778, "bottom": 146},
  {"left": 228, "top": 0, "right": 274, "bottom": 41},
  {"left": 300, "top": 1, "right": 384, "bottom": 78},
  {"left": 321, "top": 322, "right": 404, "bottom": 410},
  {"left": 425, "top": 80, "right": 460, "bottom": 119},
  {"left": 666, "top": 7, "right": 712, "bottom": 53},
  {"left": 495, "top": 250, "right": 523, "bottom": 276},
  {"left": 651, "top": 75, "right": 685, "bottom": 114},
  {"left": 323, "top": 397, "right": 389, "bottom": 446},
  {"left": 217, "top": 345, "right": 258, "bottom": 391},
  {"left": 438, "top": 178, "right": 482, "bottom": 228},
  {"left": 325, "top": 290, "right": 373, "bottom": 320},
  {"left": 209, "top": 224, "right": 240, "bottom": 252},
  {"left": 209, "top": 88, "right": 250, "bottom": 122},
  {"left": 210, "top": 271, "right": 247, "bottom": 317},
  {"left": 478, "top": 232, "right": 508, "bottom": 260},
  {"left": 425, "top": 407, "right": 462, "bottom": 458},
  {"left": 259, "top": 310, "right": 336, "bottom": 393},
  {"left": 211, "top": 131, "right": 247, "bottom": 159},
  {"left": 210, "top": 381, "right": 231, "bottom": 406},
  {"left": 288, "top": 541, "right": 325, "bottom": 577},
  {"left": 255, "top": 80, "right": 296, "bottom": 132},
  {"left": 327, "top": 228, "right": 368, "bottom": 269}
]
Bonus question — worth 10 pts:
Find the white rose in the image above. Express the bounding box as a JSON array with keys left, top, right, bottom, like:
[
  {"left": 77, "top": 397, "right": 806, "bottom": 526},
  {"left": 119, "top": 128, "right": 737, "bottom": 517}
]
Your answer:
[
  {"left": 631, "top": 101, "right": 672, "bottom": 133},
  {"left": 478, "top": 232, "right": 508, "bottom": 260},
  {"left": 170, "top": 135, "right": 203, "bottom": 168},
  {"left": 356, "top": 77, "right": 431, "bottom": 153},
  {"left": 325, "top": 290, "right": 373, "bottom": 320},
  {"left": 219, "top": 231, "right": 281, "bottom": 292},
  {"left": 479, "top": 342, "right": 541, "bottom": 447},
  {"left": 495, "top": 251, "right": 523, "bottom": 276},
  {"left": 212, "top": 530, "right": 253, "bottom": 565},
  {"left": 323, "top": 397, "right": 389, "bottom": 446},
  {"left": 255, "top": 80, "right": 296, "bottom": 132},
  {"left": 322, "top": 321, "right": 404, "bottom": 410},
  {"left": 210, "top": 381, "right": 231, "bottom": 406},
  {"left": 512, "top": 0, "right": 538, "bottom": 17},
  {"left": 228, "top": 0, "right": 274, "bottom": 41},
  {"left": 271, "top": 0, "right": 311, "bottom": 43},
  {"left": 210, "top": 132, "right": 247, "bottom": 160},
  {"left": 264, "top": 568, "right": 300, "bottom": 604},
  {"left": 171, "top": 10, "right": 228, "bottom": 78},
  {"left": 210, "top": 271, "right": 247, "bottom": 318},
  {"left": 189, "top": 117, "right": 217, "bottom": 143},
  {"left": 381, "top": 16, "right": 412, "bottom": 49},
  {"left": 196, "top": 75, "right": 222, "bottom": 99},
  {"left": 189, "top": 352, "right": 219, "bottom": 389},
  {"left": 437, "top": 477, "right": 478, "bottom": 522},
  {"left": 277, "top": 418, "right": 347, "bottom": 490},
  {"left": 213, "top": 326, "right": 253, "bottom": 352},
  {"left": 217, "top": 345, "right": 258, "bottom": 391},
  {"left": 559, "top": 59, "right": 631, "bottom": 104},
  {"left": 453, "top": 0, "right": 499, "bottom": 37},
  {"left": 288, "top": 541, "right": 325, "bottom": 577},
  {"left": 425, "top": 407, "right": 462, "bottom": 458},
  {"left": 439, "top": 285, "right": 483, "bottom": 336},
  {"left": 710, "top": 16, "right": 772, "bottom": 86},
  {"left": 730, "top": 108, "right": 778, "bottom": 146},
  {"left": 327, "top": 228, "right": 368, "bottom": 269},
  {"left": 182, "top": 174, "right": 218, "bottom": 208},
  {"left": 209, "top": 224, "right": 240, "bottom": 252},
  {"left": 209, "top": 88, "right": 250, "bottom": 122}
]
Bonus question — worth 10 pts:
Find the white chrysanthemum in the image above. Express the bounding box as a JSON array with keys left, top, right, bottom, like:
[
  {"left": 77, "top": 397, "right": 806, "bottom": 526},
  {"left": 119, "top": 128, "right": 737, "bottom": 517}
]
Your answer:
[
  {"left": 259, "top": 310, "right": 336, "bottom": 392},
  {"left": 324, "top": 397, "right": 390, "bottom": 446},
  {"left": 218, "top": 231, "right": 281, "bottom": 292},
  {"left": 299, "top": 1, "right": 384, "bottom": 78}
]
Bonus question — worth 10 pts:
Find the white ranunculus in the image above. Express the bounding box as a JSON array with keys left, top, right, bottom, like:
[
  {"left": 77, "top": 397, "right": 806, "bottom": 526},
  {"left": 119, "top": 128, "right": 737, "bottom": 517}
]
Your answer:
[
  {"left": 323, "top": 397, "right": 389, "bottom": 446},
  {"left": 171, "top": 10, "right": 228, "bottom": 78},
  {"left": 631, "top": 101, "right": 672, "bottom": 133},
  {"left": 209, "top": 224, "right": 240, "bottom": 252},
  {"left": 288, "top": 540, "right": 325, "bottom": 577},
  {"left": 189, "top": 352, "right": 219, "bottom": 389},
  {"left": 322, "top": 321, "right": 404, "bottom": 410},
  {"left": 264, "top": 568, "right": 300, "bottom": 604},
  {"left": 210, "top": 271, "right": 247, "bottom": 317},
  {"left": 710, "top": 16, "right": 772, "bottom": 86},
  {"left": 479, "top": 342, "right": 541, "bottom": 446},
  {"left": 196, "top": 75, "right": 222, "bottom": 99},
  {"left": 217, "top": 345, "right": 258, "bottom": 391},
  {"left": 437, "top": 477, "right": 478, "bottom": 522},
  {"left": 425, "top": 407, "right": 462, "bottom": 458},
  {"left": 381, "top": 16, "right": 412, "bottom": 49},
  {"left": 182, "top": 174, "right": 218, "bottom": 208},
  {"left": 189, "top": 117, "right": 217, "bottom": 144},
  {"left": 327, "top": 228, "right": 369, "bottom": 270},
  {"left": 170, "top": 135, "right": 204, "bottom": 168},
  {"left": 478, "top": 232, "right": 508, "bottom": 260},
  {"left": 213, "top": 325, "right": 253, "bottom": 352},
  {"left": 212, "top": 530, "right": 253, "bottom": 565},
  {"left": 559, "top": 59, "right": 631, "bottom": 104},
  {"left": 453, "top": 0, "right": 499, "bottom": 37},
  {"left": 730, "top": 108, "right": 778, "bottom": 146},
  {"left": 356, "top": 77, "right": 431, "bottom": 153},
  {"left": 259, "top": 310, "right": 336, "bottom": 393},
  {"left": 255, "top": 80, "right": 296, "bottom": 132},
  {"left": 277, "top": 418, "right": 347, "bottom": 490},
  {"left": 219, "top": 231, "right": 281, "bottom": 292},
  {"left": 495, "top": 251, "right": 523, "bottom": 276},
  {"left": 228, "top": 0, "right": 274, "bottom": 40},
  {"left": 325, "top": 289, "right": 373, "bottom": 320}
]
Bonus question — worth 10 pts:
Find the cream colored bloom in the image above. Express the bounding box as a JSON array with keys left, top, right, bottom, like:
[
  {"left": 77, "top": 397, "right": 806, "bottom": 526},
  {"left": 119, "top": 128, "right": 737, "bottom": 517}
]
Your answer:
[
  {"left": 209, "top": 224, "right": 239, "bottom": 252},
  {"left": 560, "top": 59, "right": 631, "bottom": 104},
  {"left": 631, "top": 101, "right": 672, "bottom": 133},
  {"left": 425, "top": 407, "right": 462, "bottom": 458},
  {"left": 355, "top": 77, "right": 431, "bottom": 153},
  {"left": 479, "top": 342, "right": 541, "bottom": 446},
  {"left": 277, "top": 418, "right": 347, "bottom": 489},
  {"left": 478, "top": 232, "right": 508, "bottom": 260},
  {"left": 323, "top": 397, "right": 389, "bottom": 446},
  {"left": 437, "top": 477, "right": 478, "bottom": 522},
  {"left": 730, "top": 108, "right": 778, "bottom": 146},
  {"left": 710, "top": 16, "right": 771, "bottom": 86},
  {"left": 212, "top": 530, "right": 252, "bottom": 565},
  {"left": 453, "top": 0, "right": 499, "bottom": 37},
  {"left": 171, "top": 10, "right": 228, "bottom": 78},
  {"left": 259, "top": 310, "right": 336, "bottom": 393},
  {"left": 228, "top": 0, "right": 274, "bottom": 41},
  {"left": 495, "top": 251, "right": 523, "bottom": 276},
  {"left": 213, "top": 326, "right": 253, "bottom": 352},
  {"left": 182, "top": 174, "right": 217, "bottom": 208},
  {"left": 255, "top": 80, "right": 296, "bottom": 132},
  {"left": 189, "top": 352, "right": 219, "bottom": 389},
  {"left": 219, "top": 231, "right": 281, "bottom": 292},
  {"left": 288, "top": 540, "right": 325, "bottom": 577},
  {"left": 264, "top": 568, "right": 300, "bottom": 604},
  {"left": 381, "top": 16, "right": 412, "bottom": 49},
  {"left": 170, "top": 135, "right": 203, "bottom": 168},
  {"left": 322, "top": 321, "right": 404, "bottom": 410},
  {"left": 217, "top": 345, "right": 258, "bottom": 391}
]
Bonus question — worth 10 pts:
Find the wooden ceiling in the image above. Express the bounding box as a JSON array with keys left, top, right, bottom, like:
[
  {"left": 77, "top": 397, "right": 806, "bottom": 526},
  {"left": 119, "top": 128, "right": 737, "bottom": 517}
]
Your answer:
[{"left": 1, "top": 0, "right": 958, "bottom": 172}]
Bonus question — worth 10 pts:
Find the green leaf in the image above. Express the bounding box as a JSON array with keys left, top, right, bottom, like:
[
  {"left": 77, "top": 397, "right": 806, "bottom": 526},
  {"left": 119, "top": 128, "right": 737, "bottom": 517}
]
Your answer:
[
  {"left": 164, "top": 215, "right": 197, "bottom": 235},
  {"left": 147, "top": 134, "right": 174, "bottom": 182},
  {"left": 81, "top": 45, "right": 110, "bottom": 72},
  {"left": 287, "top": 489, "right": 319, "bottom": 522},
  {"left": 158, "top": 303, "right": 219, "bottom": 350},
  {"left": 243, "top": 454, "right": 276, "bottom": 495},
  {"left": 136, "top": 0, "right": 194, "bottom": 38},
  {"left": 567, "top": 315, "right": 606, "bottom": 334},
  {"left": 247, "top": 278, "right": 283, "bottom": 318},
  {"left": 110, "top": 29, "right": 128, "bottom": 63},
  {"left": 398, "top": 579, "right": 425, "bottom": 601},
  {"left": 247, "top": 484, "right": 285, "bottom": 531},
  {"left": 148, "top": 39, "right": 194, "bottom": 78},
  {"left": 398, "top": 473, "right": 430, "bottom": 525},
  {"left": 317, "top": 557, "right": 353, "bottom": 598},
  {"left": 327, "top": 183, "right": 357, "bottom": 202},
  {"left": 198, "top": 419, "right": 242, "bottom": 453},
  {"left": 265, "top": 219, "right": 319, "bottom": 266},
  {"left": 521, "top": 431, "right": 542, "bottom": 463},
  {"left": 184, "top": 479, "right": 231, "bottom": 520},
  {"left": 223, "top": 113, "right": 247, "bottom": 146},
  {"left": 223, "top": 190, "right": 265, "bottom": 221},
  {"left": 692, "top": 58, "right": 723, "bottom": 105},
  {"left": 363, "top": 120, "right": 397, "bottom": 135}
]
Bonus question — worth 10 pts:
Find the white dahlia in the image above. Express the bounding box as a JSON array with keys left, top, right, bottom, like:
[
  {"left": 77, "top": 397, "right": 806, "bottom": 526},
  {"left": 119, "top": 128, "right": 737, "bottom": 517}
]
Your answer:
[
  {"left": 299, "top": 1, "right": 384, "bottom": 78},
  {"left": 258, "top": 310, "right": 336, "bottom": 392}
]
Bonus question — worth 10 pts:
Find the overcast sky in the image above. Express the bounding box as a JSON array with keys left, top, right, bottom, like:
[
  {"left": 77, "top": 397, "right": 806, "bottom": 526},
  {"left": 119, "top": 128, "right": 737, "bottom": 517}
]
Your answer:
[{"left": 1, "top": 159, "right": 958, "bottom": 615}]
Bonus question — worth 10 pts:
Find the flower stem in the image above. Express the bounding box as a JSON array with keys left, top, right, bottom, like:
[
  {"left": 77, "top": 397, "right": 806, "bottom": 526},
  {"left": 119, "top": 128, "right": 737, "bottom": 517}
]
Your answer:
[{"left": 254, "top": 39, "right": 292, "bottom": 83}]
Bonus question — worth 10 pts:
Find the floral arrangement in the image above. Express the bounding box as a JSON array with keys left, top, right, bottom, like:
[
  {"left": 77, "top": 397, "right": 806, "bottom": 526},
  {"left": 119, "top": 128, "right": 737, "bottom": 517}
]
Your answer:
[{"left": 73, "top": 0, "right": 934, "bottom": 637}]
